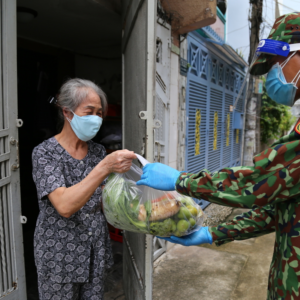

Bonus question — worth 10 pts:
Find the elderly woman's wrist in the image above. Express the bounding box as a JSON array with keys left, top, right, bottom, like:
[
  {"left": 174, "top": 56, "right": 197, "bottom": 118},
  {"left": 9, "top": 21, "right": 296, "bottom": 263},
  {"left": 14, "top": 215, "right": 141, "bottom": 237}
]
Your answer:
[{"left": 96, "top": 161, "right": 110, "bottom": 178}]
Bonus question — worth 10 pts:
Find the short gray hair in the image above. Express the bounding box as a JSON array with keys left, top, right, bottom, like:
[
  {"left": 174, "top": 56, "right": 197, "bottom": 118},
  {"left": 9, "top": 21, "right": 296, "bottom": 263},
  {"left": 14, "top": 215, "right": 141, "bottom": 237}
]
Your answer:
[{"left": 57, "top": 78, "right": 108, "bottom": 125}]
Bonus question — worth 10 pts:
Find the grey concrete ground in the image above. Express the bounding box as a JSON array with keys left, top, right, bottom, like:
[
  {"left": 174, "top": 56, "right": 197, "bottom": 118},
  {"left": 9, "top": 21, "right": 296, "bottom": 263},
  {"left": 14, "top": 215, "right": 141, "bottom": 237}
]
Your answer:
[
  {"left": 152, "top": 208, "right": 275, "bottom": 300},
  {"left": 202, "top": 204, "right": 234, "bottom": 227}
]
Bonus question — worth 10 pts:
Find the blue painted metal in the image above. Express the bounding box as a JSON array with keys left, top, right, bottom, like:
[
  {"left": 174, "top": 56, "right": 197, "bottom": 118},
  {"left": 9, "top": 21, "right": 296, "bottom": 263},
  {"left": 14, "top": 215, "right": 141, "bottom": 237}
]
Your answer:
[
  {"left": 201, "top": 26, "right": 225, "bottom": 44},
  {"left": 185, "top": 32, "right": 247, "bottom": 210},
  {"left": 233, "top": 111, "right": 243, "bottom": 129},
  {"left": 186, "top": 40, "right": 208, "bottom": 174},
  {"left": 193, "top": 198, "right": 210, "bottom": 210}
]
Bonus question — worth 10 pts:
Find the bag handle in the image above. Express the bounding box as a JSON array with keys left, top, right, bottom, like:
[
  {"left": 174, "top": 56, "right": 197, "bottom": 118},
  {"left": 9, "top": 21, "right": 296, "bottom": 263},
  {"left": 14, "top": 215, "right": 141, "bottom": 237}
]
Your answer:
[{"left": 135, "top": 153, "right": 150, "bottom": 167}]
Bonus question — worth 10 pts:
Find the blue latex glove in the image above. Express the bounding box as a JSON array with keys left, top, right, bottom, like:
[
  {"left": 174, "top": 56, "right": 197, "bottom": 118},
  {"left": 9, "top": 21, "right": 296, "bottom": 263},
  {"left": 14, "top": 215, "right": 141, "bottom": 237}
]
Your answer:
[
  {"left": 158, "top": 227, "right": 213, "bottom": 246},
  {"left": 136, "top": 163, "right": 181, "bottom": 191}
]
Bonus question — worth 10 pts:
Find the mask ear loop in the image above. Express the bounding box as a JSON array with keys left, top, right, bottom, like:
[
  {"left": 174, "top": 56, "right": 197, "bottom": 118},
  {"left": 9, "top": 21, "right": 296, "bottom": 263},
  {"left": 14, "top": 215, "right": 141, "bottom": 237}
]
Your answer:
[
  {"left": 65, "top": 109, "right": 75, "bottom": 123},
  {"left": 291, "top": 51, "right": 300, "bottom": 87},
  {"left": 281, "top": 51, "right": 297, "bottom": 69},
  {"left": 292, "top": 70, "right": 300, "bottom": 87}
]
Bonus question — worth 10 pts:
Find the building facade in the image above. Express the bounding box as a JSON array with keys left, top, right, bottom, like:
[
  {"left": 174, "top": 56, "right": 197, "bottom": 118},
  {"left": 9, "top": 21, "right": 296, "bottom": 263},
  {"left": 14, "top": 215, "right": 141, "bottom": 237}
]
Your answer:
[
  {"left": 175, "top": 7, "right": 248, "bottom": 210},
  {"left": 0, "top": 1, "right": 220, "bottom": 300}
]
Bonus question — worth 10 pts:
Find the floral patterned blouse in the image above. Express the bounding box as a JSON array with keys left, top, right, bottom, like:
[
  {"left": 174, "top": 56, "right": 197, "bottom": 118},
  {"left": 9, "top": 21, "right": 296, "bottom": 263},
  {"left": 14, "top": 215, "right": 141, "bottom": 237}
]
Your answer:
[{"left": 32, "top": 137, "right": 113, "bottom": 283}]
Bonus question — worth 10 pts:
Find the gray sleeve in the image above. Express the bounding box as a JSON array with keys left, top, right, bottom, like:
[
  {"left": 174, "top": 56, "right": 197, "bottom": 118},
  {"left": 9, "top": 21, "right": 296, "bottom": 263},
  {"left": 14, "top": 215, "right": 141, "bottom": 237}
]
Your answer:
[{"left": 32, "top": 146, "right": 66, "bottom": 200}]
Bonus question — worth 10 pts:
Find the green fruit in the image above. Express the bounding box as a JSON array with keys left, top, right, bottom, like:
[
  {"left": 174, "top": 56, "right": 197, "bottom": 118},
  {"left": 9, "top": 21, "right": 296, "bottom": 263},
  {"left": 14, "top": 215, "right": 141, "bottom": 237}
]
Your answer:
[
  {"left": 180, "top": 199, "right": 188, "bottom": 205},
  {"left": 177, "top": 208, "right": 185, "bottom": 219},
  {"left": 189, "top": 218, "right": 196, "bottom": 227},
  {"left": 180, "top": 197, "right": 194, "bottom": 206},
  {"left": 174, "top": 230, "right": 183, "bottom": 237},
  {"left": 171, "top": 220, "right": 177, "bottom": 232},
  {"left": 187, "top": 205, "right": 198, "bottom": 217},
  {"left": 177, "top": 207, "right": 192, "bottom": 219},
  {"left": 177, "top": 220, "right": 190, "bottom": 232}
]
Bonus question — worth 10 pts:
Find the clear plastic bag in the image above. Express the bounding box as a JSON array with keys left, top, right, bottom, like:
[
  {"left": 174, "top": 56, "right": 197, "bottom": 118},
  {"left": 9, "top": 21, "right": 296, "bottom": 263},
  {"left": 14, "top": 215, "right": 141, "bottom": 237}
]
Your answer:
[{"left": 102, "top": 157, "right": 205, "bottom": 237}]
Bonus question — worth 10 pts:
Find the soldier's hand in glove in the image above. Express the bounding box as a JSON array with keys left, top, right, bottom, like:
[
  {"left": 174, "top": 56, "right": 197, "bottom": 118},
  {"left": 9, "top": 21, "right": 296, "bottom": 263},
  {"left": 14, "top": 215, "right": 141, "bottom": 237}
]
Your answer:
[
  {"left": 158, "top": 227, "right": 213, "bottom": 246},
  {"left": 136, "top": 163, "right": 181, "bottom": 191}
]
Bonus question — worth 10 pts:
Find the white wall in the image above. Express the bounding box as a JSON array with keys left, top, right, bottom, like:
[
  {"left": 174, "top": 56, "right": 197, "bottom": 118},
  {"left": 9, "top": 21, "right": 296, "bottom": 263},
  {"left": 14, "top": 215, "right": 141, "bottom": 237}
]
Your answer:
[
  {"left": 166, "top": 46, "right": 186, "bottom": 253},
  {"left": 177, "top": 39, "right": 188, "bottom": 172},
  {"left": 168, "top": 52, "right": 179, "bottom": 169}
]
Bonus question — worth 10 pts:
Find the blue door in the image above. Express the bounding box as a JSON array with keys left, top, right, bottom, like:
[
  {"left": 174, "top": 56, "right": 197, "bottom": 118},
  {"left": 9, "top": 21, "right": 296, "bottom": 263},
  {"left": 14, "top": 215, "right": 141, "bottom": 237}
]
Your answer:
[
  {"left": 186, "top": 33, "right": 246, "bottom": 208},
  {"left": 186, "top": 41, "right": 208, "bottom": 174}
]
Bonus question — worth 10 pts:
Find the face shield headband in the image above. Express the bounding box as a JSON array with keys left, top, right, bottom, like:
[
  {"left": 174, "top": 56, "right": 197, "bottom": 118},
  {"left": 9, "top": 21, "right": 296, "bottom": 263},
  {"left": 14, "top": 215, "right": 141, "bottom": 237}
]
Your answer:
[
  {"left": 233, "top": 39, "right": 300, "bottom": 112},
  {"left": 256, "top": 39, "right": 300, "bottom": 57},
  {"left": 253, "top": 39, "right": 300, "bottom": 107}
]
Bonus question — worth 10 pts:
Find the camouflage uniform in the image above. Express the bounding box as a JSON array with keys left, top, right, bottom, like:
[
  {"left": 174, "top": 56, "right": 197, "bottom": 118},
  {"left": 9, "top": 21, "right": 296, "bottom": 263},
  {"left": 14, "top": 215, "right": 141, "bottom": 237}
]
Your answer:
[
  {"left": 176, "top": 126, "right": 300, "bottom": 299},
  {"left": 175, "top": 13, "right": 300, "bottom": 299}
]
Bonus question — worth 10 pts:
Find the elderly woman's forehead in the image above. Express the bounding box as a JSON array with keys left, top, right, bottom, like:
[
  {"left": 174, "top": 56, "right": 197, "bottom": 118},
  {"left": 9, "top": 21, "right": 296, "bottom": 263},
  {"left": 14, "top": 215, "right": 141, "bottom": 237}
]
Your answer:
[{"left": 81, "top": 90, "right": 101, "bottom": 104}]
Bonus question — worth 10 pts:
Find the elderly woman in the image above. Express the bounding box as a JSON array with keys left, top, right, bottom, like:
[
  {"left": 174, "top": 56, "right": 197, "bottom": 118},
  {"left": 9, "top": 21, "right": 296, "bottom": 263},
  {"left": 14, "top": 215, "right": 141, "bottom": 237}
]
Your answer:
[{"left": 32, "top": 78, "right": 136, "bottom": 300}]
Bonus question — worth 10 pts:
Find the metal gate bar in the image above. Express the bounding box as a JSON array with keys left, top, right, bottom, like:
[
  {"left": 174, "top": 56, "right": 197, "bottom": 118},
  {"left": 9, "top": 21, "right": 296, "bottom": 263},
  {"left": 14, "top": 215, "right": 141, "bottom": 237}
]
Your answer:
[
  {"left": 0, "top": 1, "right": 14, "bottom": 295},
  {"left": 2, "top": 0, "right": 9, "bottom": 131},
  {"left": 0, "top": 187, "right": 5, "bottom": 296},
  {"left": 3, "top": 184, "right": 12, "bottom": 292},
  {"left": 0, "top": 1, "right": 3, "bottom": 131}
]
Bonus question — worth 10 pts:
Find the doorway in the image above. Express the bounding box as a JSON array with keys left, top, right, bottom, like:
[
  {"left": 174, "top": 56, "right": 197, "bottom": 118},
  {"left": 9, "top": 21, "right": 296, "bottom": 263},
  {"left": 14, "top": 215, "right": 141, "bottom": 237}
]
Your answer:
[{"left": 16, "top": 0, "right": 123, "bottom": 298}]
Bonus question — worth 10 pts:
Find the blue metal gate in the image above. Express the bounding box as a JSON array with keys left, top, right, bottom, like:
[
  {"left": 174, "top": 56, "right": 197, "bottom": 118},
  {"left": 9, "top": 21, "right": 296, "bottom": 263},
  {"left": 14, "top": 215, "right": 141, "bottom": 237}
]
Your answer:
[{"left": 186, "top": 33, "right": 246, "bottom": 208}]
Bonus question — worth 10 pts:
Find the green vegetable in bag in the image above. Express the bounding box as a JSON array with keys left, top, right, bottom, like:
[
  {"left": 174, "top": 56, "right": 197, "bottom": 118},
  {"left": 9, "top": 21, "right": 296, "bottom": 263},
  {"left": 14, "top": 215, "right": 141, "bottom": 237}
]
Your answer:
[{"left": 102, "top": 164, "right": 205, "bottom": 237}]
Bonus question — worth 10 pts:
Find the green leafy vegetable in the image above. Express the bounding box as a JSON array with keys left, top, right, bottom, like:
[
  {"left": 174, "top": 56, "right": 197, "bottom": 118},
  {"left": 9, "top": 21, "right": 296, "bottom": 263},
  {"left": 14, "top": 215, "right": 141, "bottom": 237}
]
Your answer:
[
  {"left": 102, "top": 171, "right": 204, "bottom": 237},
  {"left": 149, "top": 219, "right": 176, "bottom": 236},
  {"left": 103, "top": 175, "right": 148, "bottom": 233}
]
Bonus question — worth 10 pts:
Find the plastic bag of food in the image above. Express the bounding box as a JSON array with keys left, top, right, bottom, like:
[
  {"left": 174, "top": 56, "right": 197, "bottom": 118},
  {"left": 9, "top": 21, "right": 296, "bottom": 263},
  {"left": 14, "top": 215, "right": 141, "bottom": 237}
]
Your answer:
[{"left": 102, "top": 155, "right": 205, "bottom": 237}]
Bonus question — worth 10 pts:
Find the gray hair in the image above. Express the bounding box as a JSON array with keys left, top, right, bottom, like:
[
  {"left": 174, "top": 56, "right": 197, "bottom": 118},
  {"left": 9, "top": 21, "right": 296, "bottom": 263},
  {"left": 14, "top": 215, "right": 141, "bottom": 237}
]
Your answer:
[{"left": 57, "top": 78, "right": 108, "bottom": 126}]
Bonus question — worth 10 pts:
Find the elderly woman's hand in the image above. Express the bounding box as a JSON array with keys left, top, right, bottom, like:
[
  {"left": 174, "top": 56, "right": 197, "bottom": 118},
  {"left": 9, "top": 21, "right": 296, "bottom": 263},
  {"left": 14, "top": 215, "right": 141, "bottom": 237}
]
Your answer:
[{"left": 101, "top": 150, "right": 137, "bottom": 174}]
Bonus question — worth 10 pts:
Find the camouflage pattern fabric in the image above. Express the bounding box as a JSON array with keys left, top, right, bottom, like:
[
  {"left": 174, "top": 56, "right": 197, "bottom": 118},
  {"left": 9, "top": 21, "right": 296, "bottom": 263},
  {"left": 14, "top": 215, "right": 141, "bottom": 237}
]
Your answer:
[
  {"left": 209, "top": 204, "right": 276, "bottom": 245},
  {"left": 250, "top": 12, "right": 300, "bottom": 76},
  {"left": 175, "top": 128, "right": 300, "bottom": 299}
]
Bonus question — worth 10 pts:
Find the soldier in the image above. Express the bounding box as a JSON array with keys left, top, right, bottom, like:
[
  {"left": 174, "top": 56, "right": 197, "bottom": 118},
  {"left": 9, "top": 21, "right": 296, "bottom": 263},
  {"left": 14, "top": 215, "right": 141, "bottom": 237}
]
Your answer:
[{"left": 137, "top": 13, "right": 300, "bottom": 299}]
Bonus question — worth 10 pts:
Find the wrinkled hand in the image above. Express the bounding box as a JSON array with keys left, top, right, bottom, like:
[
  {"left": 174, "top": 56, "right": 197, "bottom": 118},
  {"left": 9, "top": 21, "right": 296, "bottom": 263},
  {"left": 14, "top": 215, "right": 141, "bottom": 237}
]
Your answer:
[
  {"left": 158, "top": 227, "right": 213, "bottom": 246},
  {"left": 136, "top": 163, "right": 181, "bottom": 191},
  {"left": 101, "top": 150, "right": 136, "bottom": 174}
]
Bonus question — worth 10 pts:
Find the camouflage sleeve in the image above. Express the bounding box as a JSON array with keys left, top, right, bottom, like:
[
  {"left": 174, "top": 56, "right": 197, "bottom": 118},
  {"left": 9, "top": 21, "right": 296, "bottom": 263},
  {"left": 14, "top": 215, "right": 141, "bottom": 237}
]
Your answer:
[
  {"left": 175, "top": 139, "right": 300, "bottom": 208},
  {"left": 209, "top": 204, "right": 276, "bottom": 246}
]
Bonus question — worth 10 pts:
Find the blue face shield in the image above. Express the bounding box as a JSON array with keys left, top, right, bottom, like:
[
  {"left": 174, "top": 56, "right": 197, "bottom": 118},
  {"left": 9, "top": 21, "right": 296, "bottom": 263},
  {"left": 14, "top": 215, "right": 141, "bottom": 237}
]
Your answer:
[
  {"left": 67, "top": 111, "right": 103, "bottom": 142},
  {"left": 265, "top": 52, "right": 300, "bottom": 107}
]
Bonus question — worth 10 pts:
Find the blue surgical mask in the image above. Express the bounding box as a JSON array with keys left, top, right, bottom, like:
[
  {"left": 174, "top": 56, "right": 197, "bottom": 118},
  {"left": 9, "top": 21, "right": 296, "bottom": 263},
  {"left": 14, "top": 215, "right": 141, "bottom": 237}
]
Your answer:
[
  {"left": 266, "top": 52, "right": 300, "bottom": 107},
  {"left": 67, "top": 111, "right": 103, "bottom": 141}
]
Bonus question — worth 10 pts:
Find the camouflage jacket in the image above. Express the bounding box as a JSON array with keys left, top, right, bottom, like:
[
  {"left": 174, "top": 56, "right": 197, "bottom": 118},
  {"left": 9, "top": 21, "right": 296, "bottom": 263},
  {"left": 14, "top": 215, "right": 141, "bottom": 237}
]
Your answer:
[{"left": 176, "top": 130, "right": 300, "bottom": 300}]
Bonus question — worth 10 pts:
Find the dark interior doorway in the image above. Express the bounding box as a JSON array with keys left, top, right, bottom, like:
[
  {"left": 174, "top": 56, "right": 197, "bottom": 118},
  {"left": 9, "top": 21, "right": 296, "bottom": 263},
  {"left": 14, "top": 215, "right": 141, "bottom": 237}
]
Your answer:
[
  {"left": 17, "top": 45, "right": 74, "bottom": 298},
  {"left": 17, "top": 0, "right": 122, "bottom": 300},
  {"left": 16, "top": 1, "right": 124, "bottom": 298},
  {"left": 17, "top": 43, "right": 124, "bottom": 300}
]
